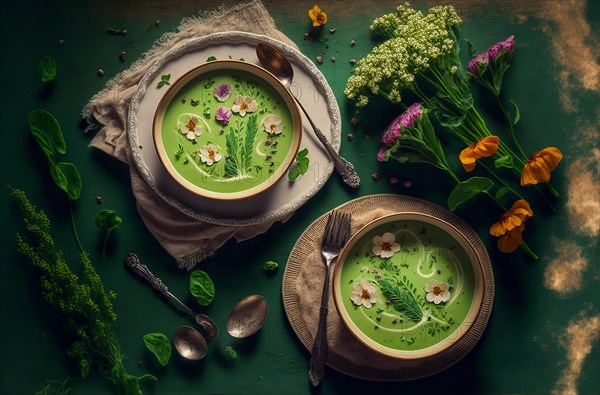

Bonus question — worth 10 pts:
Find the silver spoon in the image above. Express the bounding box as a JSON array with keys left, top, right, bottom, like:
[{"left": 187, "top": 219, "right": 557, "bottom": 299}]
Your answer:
[
  {"left": 226, "top": 294, "right": 268, "bottom": 338},
  {"left": 124, "top": 253, "right": 219, "bottom": 341},
  {"left": 173, "top": 326, "right": 207, "bottom": 360},
  {"left": 256, "top": 43, "right": 360, "bottom": 189}
]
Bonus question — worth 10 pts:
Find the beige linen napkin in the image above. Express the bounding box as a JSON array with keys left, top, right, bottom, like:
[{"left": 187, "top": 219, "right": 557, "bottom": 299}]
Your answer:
[{"left": 82, "top": 0, "right": 297, "bottom": 269}]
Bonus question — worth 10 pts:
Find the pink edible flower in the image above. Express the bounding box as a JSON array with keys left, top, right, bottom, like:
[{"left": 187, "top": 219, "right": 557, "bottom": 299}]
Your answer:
[
  {"left": 215, "top": 106, "right": 232, "bottom": 124},
  {"left": 213, "top": 83, "right": 232, "bottom": 102},
  {"left": 377, "top": 103, "right": 423, "bottom": 162},
  {"left": 468, "top": 52, "right": 489, "bottom": 76}
]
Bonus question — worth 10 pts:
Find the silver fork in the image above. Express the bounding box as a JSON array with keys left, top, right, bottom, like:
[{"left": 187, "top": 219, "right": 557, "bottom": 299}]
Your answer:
[{"left": 308, "top": 210, "right": 352, "bottom": 387}]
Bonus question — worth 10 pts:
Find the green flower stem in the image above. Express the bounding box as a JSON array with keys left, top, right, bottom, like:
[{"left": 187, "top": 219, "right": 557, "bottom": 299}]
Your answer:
[
  {"left": 545, "top": 182, "right": 560, "bottom": 198},
  {"left": 494, "top": 94, "right": 528, "bottom": 159},
  {"left": 68, "top": 198, "right": 84, "bottom": 253},
  {"left": 518, "top": 241, "right": 538, "bottom": 260},
  {"left": 478, "top": 161, "right": 525, "bottom": 200}
]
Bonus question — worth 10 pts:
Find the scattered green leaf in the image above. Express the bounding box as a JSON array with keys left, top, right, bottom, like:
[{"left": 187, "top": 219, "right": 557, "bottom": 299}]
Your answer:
[
  {"left": 224, "top": 345, "right": 238, "bottom": 359},
  {"left": 189, "top": 270, "right": 215, "bottom": 306},
  {"left": 288, "top": 148, "right": 310, "bottom": 181},
  {"left": 95, "top": 209, "right": 122, "bottom": 259},
  {"left": 263, "top": 260, "right": 279, "bottom": 272},
  {"left": 143, "top": 333, "right": 171, "bottom": 366},
  {"left": 447, "top": 177, "right": 494, "bottom": 211},
  {"left": 38, "top": 56, "right": 57, "bottom": 82},
  {"left": 206, "top": 56, "right": 217, "bottom": 62},
  {"left": 175, "top": 144, "right": 185, "bottom": 160},
  {"left": 157, "top": 74, "right": 171, "bottom": 89}
]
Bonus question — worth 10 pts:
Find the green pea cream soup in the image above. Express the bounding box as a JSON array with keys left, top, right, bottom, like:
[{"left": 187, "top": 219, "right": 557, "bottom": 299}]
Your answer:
[
  {"left": 156, "top": 63, "right": 297, "bottom": 197},
  {"left": 337, "top": 218, "right": 477, "bottom": 353}
]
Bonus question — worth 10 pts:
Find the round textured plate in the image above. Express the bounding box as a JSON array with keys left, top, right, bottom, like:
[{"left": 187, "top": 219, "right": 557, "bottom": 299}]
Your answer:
[
  {"left": 128, "top": 32, "right": 340, "bottom": 225},
  {"left": 282, "top": 194, "right": 494, "bottom": 381},
  {"left": 332, "top": 212, "right": 484, "bottom": 360},
  {"left": 153, "top": 59, "right": 302, "bottom": 201}
]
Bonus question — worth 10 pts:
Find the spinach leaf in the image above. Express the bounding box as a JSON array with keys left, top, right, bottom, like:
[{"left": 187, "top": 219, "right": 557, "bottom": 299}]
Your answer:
[
  {"left": 38, "top": 56, "right": 57, "bottom": 82},
  {"left": 28, "top": 109, "right": 67, "bottom": 158},
  {"left": 189, "top": 270, "right": 215, "bottom": 306},
  {"left": 51, "top": 162, "right": 82, "bottom": 200},
  {"left": 288, "top": 148, "right": 310, "bottom": 181},
  {"left": 95, "top": 210, "right": 122, "bottom": 259},
  {"left": 447, "top": 177, "right": 494, "bottom": 211},
  {"left": 143, "top": 333, "right": 171, "bottom": 366}
]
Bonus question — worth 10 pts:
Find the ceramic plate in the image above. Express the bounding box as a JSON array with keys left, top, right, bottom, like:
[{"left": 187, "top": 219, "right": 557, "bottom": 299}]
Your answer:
[
  {"left": 128, "top": 32, "right": 340, "bottom": 225},
  {"left": 333, "top": 213, "right": 485, "bottom": 360},
  {"left": 153, "top": 60, "right": 302, "bottom": 201}
]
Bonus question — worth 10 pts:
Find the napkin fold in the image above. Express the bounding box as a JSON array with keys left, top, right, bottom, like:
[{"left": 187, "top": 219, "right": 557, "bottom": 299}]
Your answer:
[{"left": 82, "top": 0, "right": 297, "bottom": 269}]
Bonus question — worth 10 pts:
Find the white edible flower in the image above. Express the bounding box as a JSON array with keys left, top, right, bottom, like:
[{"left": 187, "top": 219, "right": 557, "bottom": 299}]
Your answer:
[
  {"left": 372, "top": 232, "right": 401, "bottom": 258},
  {"left": 178, "top": 114, "right": 202, "bottom": 140},
  {"left": 199, "top": 144, "right": 222, "bottom": 166},
  {"left": 231, "top": 95, "right": 258, "bottom": 117},
  {"left": 424, "top": 279, "right": 451, "bottom": 304},
  {"left": 350, "top": 280, "right": 379, "bottom": 308},
  {"left": 262, "top": 114, "right": 283, "bottom": 135}
]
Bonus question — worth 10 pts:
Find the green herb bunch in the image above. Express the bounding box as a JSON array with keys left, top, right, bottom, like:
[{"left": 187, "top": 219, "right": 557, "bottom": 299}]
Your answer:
[{"left": 12, "top": 188, "right": 155, "bottom": 395}]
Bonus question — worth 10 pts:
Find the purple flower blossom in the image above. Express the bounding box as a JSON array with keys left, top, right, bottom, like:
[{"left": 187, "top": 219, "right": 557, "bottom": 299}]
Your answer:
[
  {"left": 468, "top": 52, "right": 489, "bottom": 76},
  {"left": 213, "top": 83, "right": 232, "bottom": 102},
  {"left": 469, "top": 35, "right": 515, "bottom": 76},
  {"left": 215, "top": 106, "right": 232, "bottom": 124},
  {"left": 377, "top": 103, "right": 423, "bottom": 162}
]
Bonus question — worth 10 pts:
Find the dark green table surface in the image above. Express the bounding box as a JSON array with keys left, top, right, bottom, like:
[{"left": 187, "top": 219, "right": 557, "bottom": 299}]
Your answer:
[{"left": 1, "top": 1, "right": 599, "bottom": 394}]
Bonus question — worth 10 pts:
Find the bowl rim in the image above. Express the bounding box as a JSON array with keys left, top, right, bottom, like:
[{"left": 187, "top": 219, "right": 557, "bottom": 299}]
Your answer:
[
  {"left": 152, "top": 59, "right": 302, "bottom": 201},
  {"left": 332, "top": 211, "right": 486, "bottom": 360}
]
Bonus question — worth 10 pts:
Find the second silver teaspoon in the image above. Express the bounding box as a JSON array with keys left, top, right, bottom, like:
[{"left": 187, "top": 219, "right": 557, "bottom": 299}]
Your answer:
[
  {"left": 256, "top": 43, "right": 360, "bottom": 189},
  {"left": 124, "top": 253, "right": 219, "bottom": 341}
]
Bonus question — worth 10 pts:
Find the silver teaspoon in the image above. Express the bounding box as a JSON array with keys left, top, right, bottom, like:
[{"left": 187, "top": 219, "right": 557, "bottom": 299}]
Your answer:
[
  {"left": 255, "top": 43, "right": 360, "bottom": 189},
  {"left": 124, "top": 253, "right": 219, "bottom": 341}
]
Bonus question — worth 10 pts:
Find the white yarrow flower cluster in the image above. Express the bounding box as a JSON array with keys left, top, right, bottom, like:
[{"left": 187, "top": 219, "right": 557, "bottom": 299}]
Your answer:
[{"left": 345, "top": 3, "right": 462, "bottom": 107}]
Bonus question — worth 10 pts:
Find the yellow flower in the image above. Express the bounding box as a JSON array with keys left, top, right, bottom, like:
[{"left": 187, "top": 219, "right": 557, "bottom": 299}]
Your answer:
[
  {"left": 308, "top": 5, "right": 327, "bottom": 27},
  {"left": 459, "top": 136, "right": 499, "bottom": 172},
  {"left": 489, "top": 199, "right": 533, "bottom": 253},
  {"left": 520, "top": 147, "right": 563, "bottom": 186},
  {"left": 497, "top": 224, "right": 525, "bottom": 253}
]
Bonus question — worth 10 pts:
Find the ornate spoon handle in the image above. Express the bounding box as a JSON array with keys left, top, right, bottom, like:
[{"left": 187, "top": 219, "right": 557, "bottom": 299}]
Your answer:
[
  {"left": 123, "top": 253, "right": 195, "bottom": 316},
  {"left": 294, "top": 99, "right": 360, "bottom": 189}
]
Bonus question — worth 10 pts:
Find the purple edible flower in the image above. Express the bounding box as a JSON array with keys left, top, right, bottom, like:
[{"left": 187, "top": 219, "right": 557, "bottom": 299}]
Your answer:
[
  {"left": 469, "top": 35, "right": 515, "bottom": 76},
  {"left": 468, "top": 52, "right": 489, "bottom": 76},
  {"left": 487, "top": 35, "right": 515, "bottom": 60},
  {"left": 377, "top": 103, "right": 423, "bottom": 162},
  {"left": 215, "top": 106, "right": 232, "bottom": 124},
  {"left": 213, "top": 83, "right": 232, "bottom": 102}
]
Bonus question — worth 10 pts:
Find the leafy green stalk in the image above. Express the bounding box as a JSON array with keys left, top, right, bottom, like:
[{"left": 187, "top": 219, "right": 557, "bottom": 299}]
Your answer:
[
  {"left": 12, "top": 188, "right": 156, "bottom": 394},
  {"left": 95, "top": 210, "right": 122, "bottom": 259},
  {"left": 288, "top": 148, "right": 310, "bottom": 181},
  {"left": 377, "top": 277, "right": 423, "bottom": 322},
  {"left": 242, "top": 115, "right": 258, "bottom": 172},
  {"left": 27, "top": 109, "right": 84, "bottom": 252}
]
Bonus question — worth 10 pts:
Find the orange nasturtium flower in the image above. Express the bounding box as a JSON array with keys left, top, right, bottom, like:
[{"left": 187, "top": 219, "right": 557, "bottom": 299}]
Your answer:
[
  {"left": 489, "top": 199, "right": 533, "bottom": 253},
  {"left": 308, "top": 5, "right": 327, "bottom": 27},
  {"left": 459, "top": 136, "right": 499, "bottom": 172},
  {"left": 520, "top": 147, "right": 563, "bottom": 186}
]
